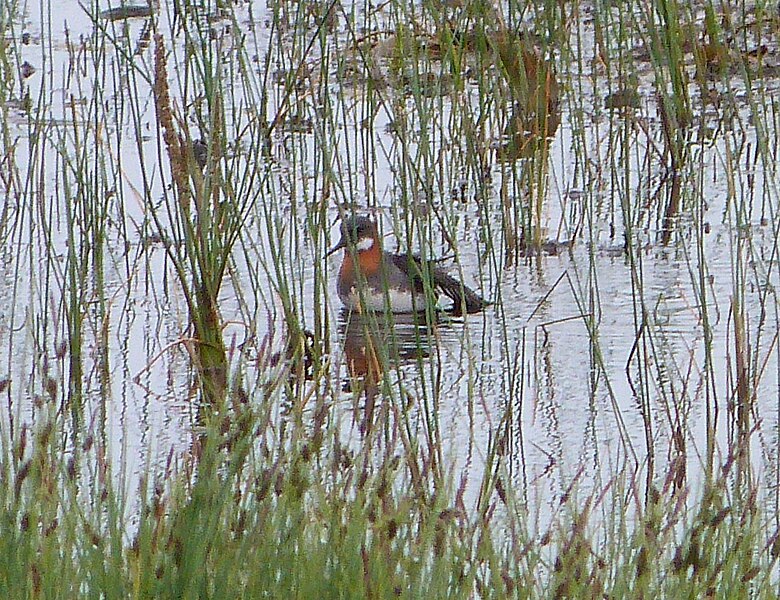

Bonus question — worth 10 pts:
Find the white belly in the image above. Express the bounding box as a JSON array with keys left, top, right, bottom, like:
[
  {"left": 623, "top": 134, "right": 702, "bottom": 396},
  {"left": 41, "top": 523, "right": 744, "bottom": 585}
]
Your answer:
[{"left": 340, "top": 287, "right": 429, "bottom": 313}]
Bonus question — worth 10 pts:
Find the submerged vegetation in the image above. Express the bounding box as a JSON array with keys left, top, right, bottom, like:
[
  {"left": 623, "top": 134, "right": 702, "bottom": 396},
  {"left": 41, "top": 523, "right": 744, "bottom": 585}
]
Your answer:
[{"left": 2, "top": 0, "right": 780, "bottom": 596}]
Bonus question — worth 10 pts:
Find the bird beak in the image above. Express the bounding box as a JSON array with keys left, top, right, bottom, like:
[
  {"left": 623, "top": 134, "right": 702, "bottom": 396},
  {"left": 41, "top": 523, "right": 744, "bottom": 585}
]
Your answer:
[{"left": 326, "top": 236, "right": 346, "bottom": 257}]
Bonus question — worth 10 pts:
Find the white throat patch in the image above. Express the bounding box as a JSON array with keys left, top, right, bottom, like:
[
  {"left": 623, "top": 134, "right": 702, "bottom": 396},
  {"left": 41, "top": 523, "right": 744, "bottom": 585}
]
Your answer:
[{"left": 355, "top": 237, "right": 375, "bottom": 252}]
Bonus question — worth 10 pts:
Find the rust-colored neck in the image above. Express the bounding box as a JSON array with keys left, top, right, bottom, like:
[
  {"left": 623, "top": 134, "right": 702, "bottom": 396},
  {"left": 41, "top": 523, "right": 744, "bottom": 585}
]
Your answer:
[
  {"left": 357, "top": 238, "right": 381, "bottom": 275},
  {"left": 341, "top": 236, "right": 381, "bottom": 281}
]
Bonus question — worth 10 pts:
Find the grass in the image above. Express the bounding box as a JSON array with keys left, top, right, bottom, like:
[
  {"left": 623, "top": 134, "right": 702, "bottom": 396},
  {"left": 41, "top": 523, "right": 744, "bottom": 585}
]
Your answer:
[
  {"left": 2, "top": 0, "right": 780, "bottom": 596},
  {"left": 2, "top": 392, "right": 778, "bottom": 597}
]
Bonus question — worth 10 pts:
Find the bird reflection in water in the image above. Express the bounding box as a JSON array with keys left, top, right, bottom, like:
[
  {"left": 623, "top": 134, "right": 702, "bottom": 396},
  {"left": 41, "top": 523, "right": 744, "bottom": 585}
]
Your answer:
[{"left": 338, "top": 309, "right": 443, "bottom": 434}]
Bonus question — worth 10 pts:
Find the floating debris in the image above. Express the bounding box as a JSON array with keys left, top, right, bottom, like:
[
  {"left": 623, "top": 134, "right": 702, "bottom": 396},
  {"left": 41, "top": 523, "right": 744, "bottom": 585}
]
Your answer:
[
  {"left": 282, "top": 114, "right": 313, "bottom": 133},
  {"left": 517, "top": 238, "right": 573, "bottom": 257},
  {"left": 397, "top": 71, "right": 454, "bottom": 98},
  {"left": 605, "top": 89, "right": 641, "bottom": 110},
  {"left": 20, "top": 61, "right": 35, "bottom": 79},
  {"left": 100, "top": 5, "right": 153, "bottom": 21}
]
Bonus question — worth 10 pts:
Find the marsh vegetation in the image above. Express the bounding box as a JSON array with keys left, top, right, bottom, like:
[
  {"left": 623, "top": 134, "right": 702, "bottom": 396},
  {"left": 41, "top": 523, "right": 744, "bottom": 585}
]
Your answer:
[{"left": 2, "top": 0, "right": 780, "bottom": 596}]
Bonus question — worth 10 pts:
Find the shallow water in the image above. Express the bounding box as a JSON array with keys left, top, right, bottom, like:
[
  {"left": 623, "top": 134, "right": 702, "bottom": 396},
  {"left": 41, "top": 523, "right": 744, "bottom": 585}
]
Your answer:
[{"left": 3, "top": 0, "right": 780, "bottom": 531}]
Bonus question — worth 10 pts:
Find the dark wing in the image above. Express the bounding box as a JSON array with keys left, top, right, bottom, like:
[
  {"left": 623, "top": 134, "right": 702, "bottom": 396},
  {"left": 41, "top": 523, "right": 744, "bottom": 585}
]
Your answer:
[
  {"left": 391, "top": 254, "right": 490, "bottom": 315},
  {"left": 390, "top": 253, "right": 430, "bottom": 296}
]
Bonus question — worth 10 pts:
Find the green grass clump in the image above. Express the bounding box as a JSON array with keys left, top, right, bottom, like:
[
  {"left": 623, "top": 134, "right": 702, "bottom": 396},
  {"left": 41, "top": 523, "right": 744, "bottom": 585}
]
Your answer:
[{"left": 2, "top": 387, "right": 779, "bottom": 598}]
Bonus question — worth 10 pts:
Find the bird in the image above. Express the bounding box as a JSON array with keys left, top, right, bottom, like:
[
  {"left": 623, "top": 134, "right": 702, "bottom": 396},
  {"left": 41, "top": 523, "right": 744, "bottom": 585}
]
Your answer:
[{"left": 327, "top": 215, "right": 490, "bottom": 315}]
